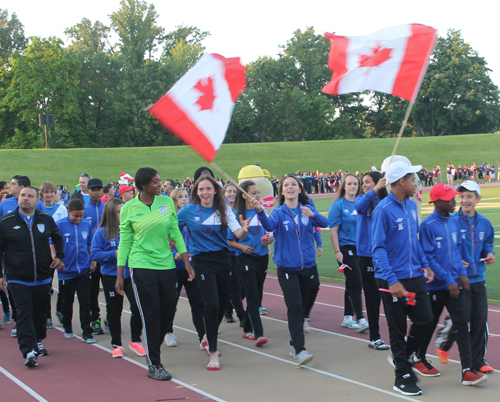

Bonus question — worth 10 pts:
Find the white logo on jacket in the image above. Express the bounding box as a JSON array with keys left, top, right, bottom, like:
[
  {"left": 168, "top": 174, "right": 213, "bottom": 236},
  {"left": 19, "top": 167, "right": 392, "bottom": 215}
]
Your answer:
[
  {"left": 436, "top": 237, "right": 442, "bottom": 248},
  {"left": 452, "top": 232, "right": 457, "bottom": 244},
  {"left": 13, "top": 226, "right": 21, "bottom": 230},
  {"left": 411, "top": 210, "right": 416, "bottom": 221},
  {"left": 82, "top": 231, "right": 88, "bottom": 240},
  {"left": 158, "top": 206, "right": 167, "bottom": 214},
  {"left": 194, "top": 217, "right": 200, "bottom": 221},
  {"left": 479, "top": 232, "right": 484, "bottom": 240},
  {"left": 398, "top": 223, "right": 403, "bottom": 231},
  {"left": 37, "top": 224, "right": 45, "bottom": 233},
  {"left": 301, "top": 215, "right": 309, "bottom": 226},
  {"left": 396, "top": 218, "right": 403, "bottom": 223}
]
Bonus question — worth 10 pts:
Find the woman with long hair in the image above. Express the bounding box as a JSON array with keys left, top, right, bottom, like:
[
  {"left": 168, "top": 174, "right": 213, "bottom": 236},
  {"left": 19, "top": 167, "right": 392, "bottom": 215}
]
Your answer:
[
  {"left": 177, "top": 175, "right": 250, "bottom": 371},
  {"left": 328, "top": 173, "right": 368, "bottom": 332},
  {"left": 222, "top": 182, "right": 246, "bottom": 325},
  {"left": 164, "top": 188, "right": 205, "bottom": 349},
  {"left": 116, "top": 167, "right": 193, "bottom": 381},
  {"left": 91, "top": 198, "right": 146, "bottom": 358},
  {"left": 355, "top": 171, "right": 390, "bottom": 350},
  {"left": 228, "top": 180, "right": 270, "bottom": 346},
  {"left": 257, "top": 174, "right": 328, "bottom": 365}
]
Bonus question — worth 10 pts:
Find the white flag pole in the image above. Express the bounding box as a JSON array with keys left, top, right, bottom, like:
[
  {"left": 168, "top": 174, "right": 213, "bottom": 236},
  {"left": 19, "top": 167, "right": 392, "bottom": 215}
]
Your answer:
[{"left": 388, "top": 101, "right": 415, "bottom": 165}]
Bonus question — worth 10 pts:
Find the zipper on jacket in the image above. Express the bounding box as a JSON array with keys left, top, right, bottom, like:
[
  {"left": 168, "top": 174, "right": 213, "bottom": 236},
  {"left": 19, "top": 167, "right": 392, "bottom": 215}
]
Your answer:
[
  {"left": 472, "top": 219, "right": 476, "bottom": 277},
  {"left": 75, "top": 223, "right": 81, "bottom": 275},
  {"left": 406, "top": 207, "right": 412, "bottom": 278},
  {"left": 25, "top": 220, "right": 37, "bottom": 281},
  {"left": 444, "top": 219, "right": 454, "bottom": 277}
]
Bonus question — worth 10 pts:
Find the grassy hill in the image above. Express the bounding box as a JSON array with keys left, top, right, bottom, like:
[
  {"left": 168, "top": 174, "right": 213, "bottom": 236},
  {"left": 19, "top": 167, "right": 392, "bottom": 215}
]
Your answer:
[{"left": 0, "top": 133, "right": 499, "bottom": 186}]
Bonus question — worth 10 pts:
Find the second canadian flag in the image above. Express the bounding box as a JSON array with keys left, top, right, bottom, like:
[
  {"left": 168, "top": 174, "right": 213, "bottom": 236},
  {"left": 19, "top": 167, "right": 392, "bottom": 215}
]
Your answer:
[{"left": 322, "top": 24, "right": 437, "bottom": 102}]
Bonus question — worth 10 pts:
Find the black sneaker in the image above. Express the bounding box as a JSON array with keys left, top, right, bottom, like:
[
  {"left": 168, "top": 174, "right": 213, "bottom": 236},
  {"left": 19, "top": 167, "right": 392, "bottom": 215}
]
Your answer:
[
  {"left": 24, "top": 350, "right": 38, "bottom": 368},
  {"left": 225, "top": 314, "right": 236, "bottom": 323},
  {"left": 92, "top": 319, "right": 104, "bottom": 335},
  {"left": 393, "top": 374, "right": 422, "bottom": 396},
  {"left": 37, "top": 341, "right": 50, "bottom": 356},
  {"left": 147, "top": 364, "right": 172, "bottom": 381}
]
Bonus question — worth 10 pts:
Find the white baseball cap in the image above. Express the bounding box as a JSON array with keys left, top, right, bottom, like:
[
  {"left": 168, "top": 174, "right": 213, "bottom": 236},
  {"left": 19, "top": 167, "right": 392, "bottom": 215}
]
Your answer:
[
  {"left": 381, "top": 155, "right": 413, "bottom": 173},
  {"left": 385, "top": 161, "right": 422, "bottom": 184},
  {"left": 456, "top": 180, "right": 481, "bottom": 196}
]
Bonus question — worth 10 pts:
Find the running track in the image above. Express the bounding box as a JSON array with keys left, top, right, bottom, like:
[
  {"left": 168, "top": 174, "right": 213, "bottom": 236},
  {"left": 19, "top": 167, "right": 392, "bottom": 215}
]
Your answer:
[{"left": 1, "top": 274, "right": 499, "bottom": 401}]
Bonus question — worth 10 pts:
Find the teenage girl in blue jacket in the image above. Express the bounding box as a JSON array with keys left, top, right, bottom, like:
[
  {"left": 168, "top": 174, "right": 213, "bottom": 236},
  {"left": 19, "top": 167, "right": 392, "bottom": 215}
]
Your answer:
[
  {"left": 329, "top": 173, "right": 368, "bottom": 332},
  {"left": 91, "top": 197, "right": 145, "bottom": 358},
  {"left": 228, "top": 180, "right": 270, "bottom": 347},
  {"left": 257, "top": 174, "right": 328, "bottom": 365},
  {"left": 165, "top": 187, "right": 205, "bottom": 349},
  {"left": 355, "top": 171, "right": 389, "bottom": 350}
]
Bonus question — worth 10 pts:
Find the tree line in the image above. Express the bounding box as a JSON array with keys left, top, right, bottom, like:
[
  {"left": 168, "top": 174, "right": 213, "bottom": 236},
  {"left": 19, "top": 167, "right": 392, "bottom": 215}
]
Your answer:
[{"left": 1, "top": 1, "right": 499, "bottom": 149}]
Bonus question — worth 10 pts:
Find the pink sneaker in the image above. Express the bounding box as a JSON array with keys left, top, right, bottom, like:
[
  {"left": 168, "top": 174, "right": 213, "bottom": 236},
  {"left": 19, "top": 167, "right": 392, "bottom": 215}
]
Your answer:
[
  {"left": 112, "top": 346, "right": 124, "bottom": 358},
  {"left": 129, "top": 341, "right": 146, "bottom": 356}
]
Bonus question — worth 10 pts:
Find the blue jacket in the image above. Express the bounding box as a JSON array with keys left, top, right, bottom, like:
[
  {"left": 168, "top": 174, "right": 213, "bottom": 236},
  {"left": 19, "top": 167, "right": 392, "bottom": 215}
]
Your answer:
[
  {"left": 172, "top": 226, "right": 190, "bottom": 271},
  {"left": 454, "top": 209, "right": 495, "bottom": 283},
  {"left": 258, "top": 202, "right": 328, "bottom": 270},
  {"left": 56, "top": 217, "right": 92, "bottom": 280},
  {"left": 0, "top": 197, "right": 46, "bottom": 217},
  {"left": 90, "top": 227, "right": 130, "bottom": 278},
  {"left": 355, "top": 189, "right": 380, "bottom": 257},
  {"left": 84, "top": 200, "right": 105, "bottom": 242},
  {"left": 419, "top": 209, "right": 467, "bottom": 291},
  {"left": 372, "top": 192, "right": 429, "bottom": 286}
]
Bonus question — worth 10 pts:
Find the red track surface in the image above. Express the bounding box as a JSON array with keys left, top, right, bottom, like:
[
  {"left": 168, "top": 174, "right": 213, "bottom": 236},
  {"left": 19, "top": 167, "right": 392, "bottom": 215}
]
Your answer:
[
  {"left": 1, "top": 272, "right": 499, "bottom": 400},
  {"left": 259, "top": 274, "right": 500, "bottom": 368},
  {"left": 0, "top": 326, "right": 217, "bottom": 402}
]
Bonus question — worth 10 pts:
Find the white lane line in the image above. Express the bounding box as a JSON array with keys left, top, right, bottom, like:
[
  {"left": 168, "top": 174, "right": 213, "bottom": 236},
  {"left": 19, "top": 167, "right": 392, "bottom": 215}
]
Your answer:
[
  {"left": 51, "top": 326, "right": 226, "bottom": 402},
  {"left": 0, "top": 365, "right": 50, "bottom": 402},
  {"left": 264, "top": 275, "right": 500, "bottom": 313},
  {"left": 172, "top": 325, "right": 422, "bottom": 402}
]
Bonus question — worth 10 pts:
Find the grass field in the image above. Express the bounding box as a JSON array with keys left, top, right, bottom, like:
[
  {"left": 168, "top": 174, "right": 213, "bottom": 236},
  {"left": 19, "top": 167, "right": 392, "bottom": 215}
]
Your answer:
[
  {"left": 267, "top": 186, "right": 500, "bottom": 305},
  {"left": 0, "top": 133, "right": 499, "bottom": 187}
]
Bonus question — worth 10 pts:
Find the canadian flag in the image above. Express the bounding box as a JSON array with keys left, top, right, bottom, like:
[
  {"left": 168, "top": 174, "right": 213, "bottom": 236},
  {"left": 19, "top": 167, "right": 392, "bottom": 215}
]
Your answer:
[
  {"left": 322, "top": 24, "right": 437, "bottom": 102},
  {"left": 120, "top": 173, "right": 134, "bottom": 182},
  {"left": 148, "top": 54, "right": 246, "bottom": 162}
]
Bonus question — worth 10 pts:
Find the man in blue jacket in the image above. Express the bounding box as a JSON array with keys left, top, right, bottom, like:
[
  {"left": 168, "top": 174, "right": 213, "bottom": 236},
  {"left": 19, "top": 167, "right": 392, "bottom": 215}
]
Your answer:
[
  {"left": 372, "top": 161, "right": 434, "bottom": 396},
  {"left": 418, "top": 183, "right": 486, "bottom": 386}
]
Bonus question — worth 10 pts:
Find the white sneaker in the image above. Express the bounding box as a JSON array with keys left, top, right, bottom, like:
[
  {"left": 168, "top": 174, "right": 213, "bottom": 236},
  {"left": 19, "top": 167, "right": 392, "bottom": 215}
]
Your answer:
[
  {"left": 303, "top": 318, "right": 311, "bottom": 333},
  {"left": 295, "top": 349, "right": 313, "bottom": 365},
  {"left": 164, "top": 332, "right": 177, "bottom": 347}
]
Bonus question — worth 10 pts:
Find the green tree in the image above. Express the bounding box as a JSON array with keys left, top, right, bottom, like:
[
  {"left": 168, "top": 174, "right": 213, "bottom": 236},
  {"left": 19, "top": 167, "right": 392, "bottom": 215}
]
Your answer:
[
  {"left": 0, "top": 9, "right": 27, "bottom": 62},
  {"left": 1, "top": 37, "right": 82, "bottom": 148},
  {"left": 163, "top": 25, "right": 210, "bottom": 58},
  {"left": 412, "top": 29, "right": 500, "bottom": 136},
  {"left": 110, "top": 0, "right": 163, "bottom": 69},
  {"left": 65, "top": 18, "right": 120, "bottom": 145}
]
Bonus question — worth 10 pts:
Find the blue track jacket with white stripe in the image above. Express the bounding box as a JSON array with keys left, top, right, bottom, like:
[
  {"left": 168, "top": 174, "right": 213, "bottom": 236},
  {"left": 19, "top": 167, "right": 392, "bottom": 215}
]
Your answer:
[
  {"left": 419, "top": 209, "right": 467, "bottom": 291},
  {"left": 257, "top": 202, "right": 328, "bottom": 270},
  {"left": 372, "top": 192, "right": 428, "bottom": 286}
]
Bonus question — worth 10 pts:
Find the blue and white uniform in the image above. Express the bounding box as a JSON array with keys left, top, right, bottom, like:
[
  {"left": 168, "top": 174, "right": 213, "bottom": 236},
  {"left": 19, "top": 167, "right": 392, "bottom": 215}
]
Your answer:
[{"left": 0, "top": 197, "right": 46, "bottom": 217}]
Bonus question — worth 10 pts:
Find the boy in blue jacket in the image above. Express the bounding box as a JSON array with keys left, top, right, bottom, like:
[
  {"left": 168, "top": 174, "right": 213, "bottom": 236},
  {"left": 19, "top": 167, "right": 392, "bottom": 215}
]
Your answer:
[
  {"left": 372, "top": 161, "right": 434, "bottom": 396},
  {"left": 84, "top": 178, "right": 106, "bottom": 335},
  {"left": 417, "top": 183, "right": 486, "bottom": 386},
  {"left": 56, "top": 199, "right": 95, "bottom": 343},
  {"left": 435, "top": 180, "right": 496, "bottom": 374}
]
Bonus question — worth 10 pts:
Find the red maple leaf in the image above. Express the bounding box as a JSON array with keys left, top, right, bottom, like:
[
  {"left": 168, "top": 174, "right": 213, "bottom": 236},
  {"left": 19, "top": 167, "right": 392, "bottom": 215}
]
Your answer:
[
  {"left": 358, "top": 45, "right": 392, "bottom": 68},
  {"left": 193, "top": 77, "right": 216, "bottom": 111}
]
